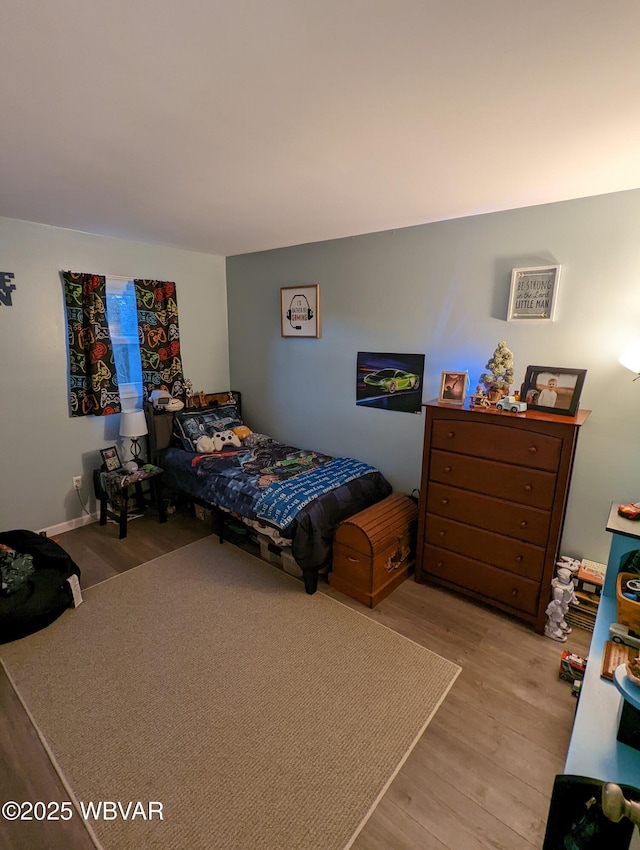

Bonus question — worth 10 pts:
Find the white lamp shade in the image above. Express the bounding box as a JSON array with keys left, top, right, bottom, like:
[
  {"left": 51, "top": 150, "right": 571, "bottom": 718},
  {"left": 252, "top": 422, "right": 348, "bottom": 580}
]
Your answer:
[
  {"left": 619, "top": 341, "right": 640, "bottom": 375},
  {"left": 119, "top": 409, "right": 149, "bottom": 438}
]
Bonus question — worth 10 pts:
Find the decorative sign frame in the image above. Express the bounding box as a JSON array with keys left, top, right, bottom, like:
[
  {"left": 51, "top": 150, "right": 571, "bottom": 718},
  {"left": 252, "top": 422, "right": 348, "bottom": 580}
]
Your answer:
[
  {"left": 280, "top": 285, "right": 320, "bottom": 337},
  {"left": 507, "top": 265, "right": 561, "bottom": 322}
]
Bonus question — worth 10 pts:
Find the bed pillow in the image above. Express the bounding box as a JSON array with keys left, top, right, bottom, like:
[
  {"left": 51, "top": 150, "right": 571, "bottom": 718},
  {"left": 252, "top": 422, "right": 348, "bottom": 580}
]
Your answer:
[{"left": 173, "top": 404, "right": 244, "bottom": 451}]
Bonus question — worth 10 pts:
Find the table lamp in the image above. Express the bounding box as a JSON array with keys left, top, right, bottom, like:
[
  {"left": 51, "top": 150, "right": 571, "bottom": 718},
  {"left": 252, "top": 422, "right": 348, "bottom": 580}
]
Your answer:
[
  {"left": 119, "top": 409, "right": 148, "bottom": 465},
  {"left": 619, "top": 341, "right": 640, "bottom": 380}
]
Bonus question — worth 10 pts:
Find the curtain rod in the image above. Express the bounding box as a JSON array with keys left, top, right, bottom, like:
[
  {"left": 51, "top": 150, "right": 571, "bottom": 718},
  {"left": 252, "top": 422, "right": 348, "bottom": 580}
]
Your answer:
[{"left": 105, "top": 274, "right": 134, "bottom": 282}]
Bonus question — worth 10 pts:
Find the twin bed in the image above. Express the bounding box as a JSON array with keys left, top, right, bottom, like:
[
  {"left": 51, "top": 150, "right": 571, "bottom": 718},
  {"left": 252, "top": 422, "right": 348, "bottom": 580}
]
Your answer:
[{"left": 145, "top": 392, "right": 392, "bottom": 593}]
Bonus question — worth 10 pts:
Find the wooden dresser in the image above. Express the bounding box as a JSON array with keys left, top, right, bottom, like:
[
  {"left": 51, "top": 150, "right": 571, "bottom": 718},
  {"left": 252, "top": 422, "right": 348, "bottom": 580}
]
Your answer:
[{"left": 415, "top": 399, "right": 590, "bottom": 633}]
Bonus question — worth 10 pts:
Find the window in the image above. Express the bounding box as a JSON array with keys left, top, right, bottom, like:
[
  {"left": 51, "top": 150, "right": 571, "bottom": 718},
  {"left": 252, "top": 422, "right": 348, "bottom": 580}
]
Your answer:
[{"left": 105, "top": 278, "right": 142, "bottom": 407}]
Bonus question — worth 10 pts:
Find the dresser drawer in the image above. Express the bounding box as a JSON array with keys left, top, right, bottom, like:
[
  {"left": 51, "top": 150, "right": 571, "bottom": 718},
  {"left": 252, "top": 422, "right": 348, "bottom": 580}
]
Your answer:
[
  {"left": 425, "top": 514, "right": 545, "bottom": 581},
  {"left": 431, "top": 419, "right": 561, "bottom": 471},
  {"left": 426, "top": 482, "right": 551, "bottom": 546},
  {"left": 423, "top": 544, "right": 540, "bottom": 615},
  {"left": 429, "top": 450, "right": 556, "bottom": 510}
]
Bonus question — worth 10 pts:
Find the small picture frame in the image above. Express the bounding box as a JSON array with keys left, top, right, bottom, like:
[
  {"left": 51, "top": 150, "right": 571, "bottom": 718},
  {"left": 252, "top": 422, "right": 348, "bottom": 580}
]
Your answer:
[
  {"left": 100, "top": 445, "right": 122, "bottom": 472},
  {"left": 439, "top": 371, "right": 468, "bottom": 404},
  {"left": 521, "top": 366, "right": 587, "bottom": 416},
  {"left": 507, "top": 265, "right": 561, "bottom": 322},
  {"left": 281, "top": 284, "right": 320, "bottom": 338}
]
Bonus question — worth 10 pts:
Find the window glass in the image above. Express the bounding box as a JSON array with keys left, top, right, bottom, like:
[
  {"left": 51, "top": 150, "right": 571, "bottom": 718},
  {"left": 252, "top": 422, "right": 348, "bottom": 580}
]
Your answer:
[{"left": 105, "top": 278, "right": 142, "bottom": 407}]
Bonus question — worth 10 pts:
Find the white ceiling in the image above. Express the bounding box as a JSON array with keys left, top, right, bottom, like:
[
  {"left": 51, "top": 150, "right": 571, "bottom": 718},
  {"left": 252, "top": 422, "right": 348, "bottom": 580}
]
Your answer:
[{"left": 2, "top": 0, "right": 640, "bottom": 257}]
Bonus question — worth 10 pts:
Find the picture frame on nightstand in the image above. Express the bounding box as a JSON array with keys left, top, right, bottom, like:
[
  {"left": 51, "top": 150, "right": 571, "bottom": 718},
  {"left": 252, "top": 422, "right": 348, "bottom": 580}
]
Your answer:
[{"left": 100, "top": 445, "right": 122, "bottom": 472}]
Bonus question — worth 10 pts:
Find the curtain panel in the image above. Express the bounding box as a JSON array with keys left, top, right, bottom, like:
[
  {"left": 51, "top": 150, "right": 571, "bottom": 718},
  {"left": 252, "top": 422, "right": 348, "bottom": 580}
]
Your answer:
[
  {"left": 134, "top": 279, "right": 184, "bottom": 402},
  {"left": 62, "top": 271, "right": 121, "bottom": 417}
]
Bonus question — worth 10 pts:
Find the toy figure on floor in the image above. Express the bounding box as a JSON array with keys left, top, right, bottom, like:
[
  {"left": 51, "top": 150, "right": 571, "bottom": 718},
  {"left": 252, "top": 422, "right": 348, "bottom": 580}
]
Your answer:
[
  {"left": 545, "top": 598, "right": 570, "bottom": 642},
  {"left": 545, "top": 567, "right": 578, "bottom": 641}
]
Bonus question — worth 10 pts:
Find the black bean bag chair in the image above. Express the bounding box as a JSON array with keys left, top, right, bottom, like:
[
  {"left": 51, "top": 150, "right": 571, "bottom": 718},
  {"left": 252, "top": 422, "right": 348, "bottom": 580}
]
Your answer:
[{"left": 0, "top": 530, "right": 81, "bottom": 645}]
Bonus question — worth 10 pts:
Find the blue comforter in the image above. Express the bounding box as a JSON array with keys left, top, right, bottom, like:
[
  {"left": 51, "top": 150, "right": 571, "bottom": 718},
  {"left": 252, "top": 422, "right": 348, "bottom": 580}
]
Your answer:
[{"left": 161, "top": 435, "right": 391, "bottom": 574}]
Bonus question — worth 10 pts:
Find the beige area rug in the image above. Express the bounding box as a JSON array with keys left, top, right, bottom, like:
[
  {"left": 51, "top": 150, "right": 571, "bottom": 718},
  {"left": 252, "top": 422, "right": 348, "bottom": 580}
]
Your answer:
[{"left": 1, "top": 537, "right": 461, "bottom": 850}]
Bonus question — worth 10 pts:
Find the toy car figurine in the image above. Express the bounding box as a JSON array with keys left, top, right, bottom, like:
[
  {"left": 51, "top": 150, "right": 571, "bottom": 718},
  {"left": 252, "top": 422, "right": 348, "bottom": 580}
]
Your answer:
[
  {"left": 618, "top": 502, "right": 640, "bottom": 520},
  {"left": 558, "top": 650, "right": 587, "bottom": 683},
  {"left": 609, "top": 622, "right": 640, "bottom": 649},
  {"left": 495, "top": 395, "right": 527, "bottom": 413}
]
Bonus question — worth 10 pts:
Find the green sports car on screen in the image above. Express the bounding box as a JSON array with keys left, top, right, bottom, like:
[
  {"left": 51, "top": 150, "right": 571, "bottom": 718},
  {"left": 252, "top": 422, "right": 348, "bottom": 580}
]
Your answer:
[{"left": 363, "top": 369, "right": 420, "bottom": 393}]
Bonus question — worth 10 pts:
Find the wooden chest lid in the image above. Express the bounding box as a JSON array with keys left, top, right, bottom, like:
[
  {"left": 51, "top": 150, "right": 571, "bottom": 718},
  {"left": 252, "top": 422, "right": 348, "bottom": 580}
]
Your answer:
[{"left": 335, "top": 493, "right": 418, "bottom": 556}]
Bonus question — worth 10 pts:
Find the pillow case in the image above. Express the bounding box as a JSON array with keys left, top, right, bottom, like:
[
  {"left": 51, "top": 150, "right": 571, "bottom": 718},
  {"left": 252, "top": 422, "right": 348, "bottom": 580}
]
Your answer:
[{"left": 173, "top": 403, "right": 244, "bottom": 451}]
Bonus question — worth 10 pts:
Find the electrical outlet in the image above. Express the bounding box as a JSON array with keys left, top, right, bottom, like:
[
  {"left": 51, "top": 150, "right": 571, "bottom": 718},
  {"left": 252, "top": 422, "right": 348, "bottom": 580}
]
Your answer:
[{"left": 73, "top": 476, "right": 82, "bottom": 490}]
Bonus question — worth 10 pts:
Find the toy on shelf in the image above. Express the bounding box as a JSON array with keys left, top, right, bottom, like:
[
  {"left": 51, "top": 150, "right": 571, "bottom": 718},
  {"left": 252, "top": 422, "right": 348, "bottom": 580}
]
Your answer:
[
  {"left": 495, "top": 395, "right": 527, "bottom": 413},
  {"left": 469, "top": 385, "right": 491, "bottom": 408},
  {"left": 618, "top": 501, "right": 640, "bottom": 520},
  {"left": 609, "top": 622, "right": 640, "bottom": 650}
]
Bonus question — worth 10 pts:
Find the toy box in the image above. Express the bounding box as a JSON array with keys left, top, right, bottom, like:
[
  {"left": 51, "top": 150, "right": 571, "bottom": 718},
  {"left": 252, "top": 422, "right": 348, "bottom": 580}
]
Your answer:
[{"left": 616, "top": 572, "right": 640, "bottom": 635}]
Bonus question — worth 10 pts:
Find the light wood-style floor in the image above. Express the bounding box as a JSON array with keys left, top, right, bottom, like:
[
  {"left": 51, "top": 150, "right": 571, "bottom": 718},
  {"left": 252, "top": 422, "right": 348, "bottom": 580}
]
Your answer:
[{"left": 0, "top": 508, "right": 591, "bottom": 850}]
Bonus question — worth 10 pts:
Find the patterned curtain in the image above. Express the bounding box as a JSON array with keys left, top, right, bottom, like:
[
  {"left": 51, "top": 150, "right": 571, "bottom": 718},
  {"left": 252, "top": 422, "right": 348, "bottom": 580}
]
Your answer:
[
  {"left": 62, "top": 271, "right": 121, "bottom": 417},
  {"left": 134, "top": 279, "right": 184, "bottom": 402}
]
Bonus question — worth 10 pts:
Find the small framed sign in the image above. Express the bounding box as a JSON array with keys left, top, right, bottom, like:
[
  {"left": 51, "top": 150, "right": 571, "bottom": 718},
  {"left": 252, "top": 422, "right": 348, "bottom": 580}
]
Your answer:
[
  {"left": 280, "top": 285, "right": 320, "bottom": 337},
  {"left": 507, "top": 265, "right": 561, "bottom": 322}
]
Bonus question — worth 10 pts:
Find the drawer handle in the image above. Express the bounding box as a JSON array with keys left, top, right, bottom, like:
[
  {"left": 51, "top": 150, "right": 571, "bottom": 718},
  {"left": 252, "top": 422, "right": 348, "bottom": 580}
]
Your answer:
[
  {"left": 511, "top": 588, "right": 519, "bottom": 597},
  {"left": 439, "top": 530, "right": 446, "bottom": 537},
  {"left": 441, "top": 498, "right": 449, "bottom": 505},
  {"left": 515, "top": 555, "right": 523, "bottom": 562},
  {"left": 447, "top": 431, "right": 455, "bottom": 438},
  {"left": 437, "top": 560, "right": 444, "bottom": 568},
  {"left": 528, "top": 446, "right": 538, "bottom": 454},
  {"left": 524, "top": 484, "right": 532, "bottom": 492},
  {"left": 444, "top": 466, "right": 452, "bottom": 473},
  {"left": 347, "top": 556, "right": 359, "bottom": 563},
  {"left": 519, "top": 520, "right": 528, "bottom": 528}
]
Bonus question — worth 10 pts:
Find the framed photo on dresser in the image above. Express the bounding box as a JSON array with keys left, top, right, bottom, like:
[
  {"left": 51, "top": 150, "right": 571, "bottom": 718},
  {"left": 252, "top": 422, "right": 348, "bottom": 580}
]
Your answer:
[
  {"left": 522, "top": 366, "right": 586, "bottom": 416},
  {"left": 438, "top": 371, "right": 467, "bottom": 404}
]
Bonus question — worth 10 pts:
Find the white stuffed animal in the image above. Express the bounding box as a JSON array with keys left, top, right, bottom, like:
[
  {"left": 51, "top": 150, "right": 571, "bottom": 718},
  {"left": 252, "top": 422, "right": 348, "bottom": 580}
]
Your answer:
[{"left": 195, "top": 435, "right": 216, "bottom": 453}]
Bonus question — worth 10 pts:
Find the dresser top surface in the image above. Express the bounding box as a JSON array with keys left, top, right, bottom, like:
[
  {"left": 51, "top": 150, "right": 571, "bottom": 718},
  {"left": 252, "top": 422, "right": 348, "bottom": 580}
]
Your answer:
[{"left": 423, "top": 398, "right": 591, "bottom": 427}]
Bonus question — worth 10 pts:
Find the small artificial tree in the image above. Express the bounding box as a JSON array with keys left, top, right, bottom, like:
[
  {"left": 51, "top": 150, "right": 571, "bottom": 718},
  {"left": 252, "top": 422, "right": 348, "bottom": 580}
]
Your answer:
[{"left": 480, "top": 341, "right": 515, "bottom": 399}]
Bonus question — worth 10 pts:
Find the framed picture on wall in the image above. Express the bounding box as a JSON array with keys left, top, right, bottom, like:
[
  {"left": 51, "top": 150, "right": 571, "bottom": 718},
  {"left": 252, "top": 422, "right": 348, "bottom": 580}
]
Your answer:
[
  {"left": 507, "top": 265, "right": 561, "bottom": 321},
  {"left": 521, "top": 366, "right": 587, "bottom": 416},
  {"left": 356, "top": 352, "right": 425, "bottom": 413},
  {"left": 280, "top": 285, "right": 320, "bottom": 338},
  {"left": 439, "top": 371, "right": 468, "bottom": 404}
]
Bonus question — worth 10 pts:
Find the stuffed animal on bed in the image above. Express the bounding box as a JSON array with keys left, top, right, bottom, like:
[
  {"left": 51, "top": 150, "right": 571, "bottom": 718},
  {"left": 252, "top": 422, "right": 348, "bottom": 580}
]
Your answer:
[{"left": 196, "top": 430, "right": 242, "bottom": 453}]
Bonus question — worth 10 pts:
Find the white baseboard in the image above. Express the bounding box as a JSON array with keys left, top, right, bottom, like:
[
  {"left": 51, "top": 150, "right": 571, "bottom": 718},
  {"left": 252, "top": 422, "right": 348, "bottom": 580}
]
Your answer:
[{"left": 39, "top": 513, "right": 98, "bottom": 537}]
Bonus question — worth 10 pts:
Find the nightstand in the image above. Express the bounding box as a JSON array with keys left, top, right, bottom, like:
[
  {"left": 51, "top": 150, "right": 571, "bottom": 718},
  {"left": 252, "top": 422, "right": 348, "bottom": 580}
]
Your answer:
[{"left": 93, "top": 465, "right": 167, "bottom": 539}]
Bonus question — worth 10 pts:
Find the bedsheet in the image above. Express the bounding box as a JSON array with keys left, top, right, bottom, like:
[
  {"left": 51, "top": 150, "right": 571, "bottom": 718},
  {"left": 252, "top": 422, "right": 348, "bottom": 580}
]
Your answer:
[{"left": 160, "top": 434, "right": 392, "bottom": 588}]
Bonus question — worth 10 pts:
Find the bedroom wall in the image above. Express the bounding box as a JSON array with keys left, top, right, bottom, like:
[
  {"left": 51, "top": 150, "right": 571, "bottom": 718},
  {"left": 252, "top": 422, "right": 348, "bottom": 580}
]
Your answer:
[
  {"left": 226, "top": 188, "right": 640, "bottom": 566},
  {"left": 0, "top": 217, "right": 229, "bottom": 533}
]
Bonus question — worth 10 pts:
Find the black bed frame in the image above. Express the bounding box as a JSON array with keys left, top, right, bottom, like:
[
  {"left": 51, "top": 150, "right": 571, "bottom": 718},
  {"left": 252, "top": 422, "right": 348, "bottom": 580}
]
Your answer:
[{"left": 143, "top": 390, "right": 242, "bottom": 542}]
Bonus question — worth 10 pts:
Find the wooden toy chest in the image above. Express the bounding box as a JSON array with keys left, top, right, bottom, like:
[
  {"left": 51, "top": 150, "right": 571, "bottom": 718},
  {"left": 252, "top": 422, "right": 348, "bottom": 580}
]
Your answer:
[
  {"left": 616, "top": 572, "right": 640, "bottom": 634},
  {"left": 330, "top": 493, "right": 418, "bottom": 607}
]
